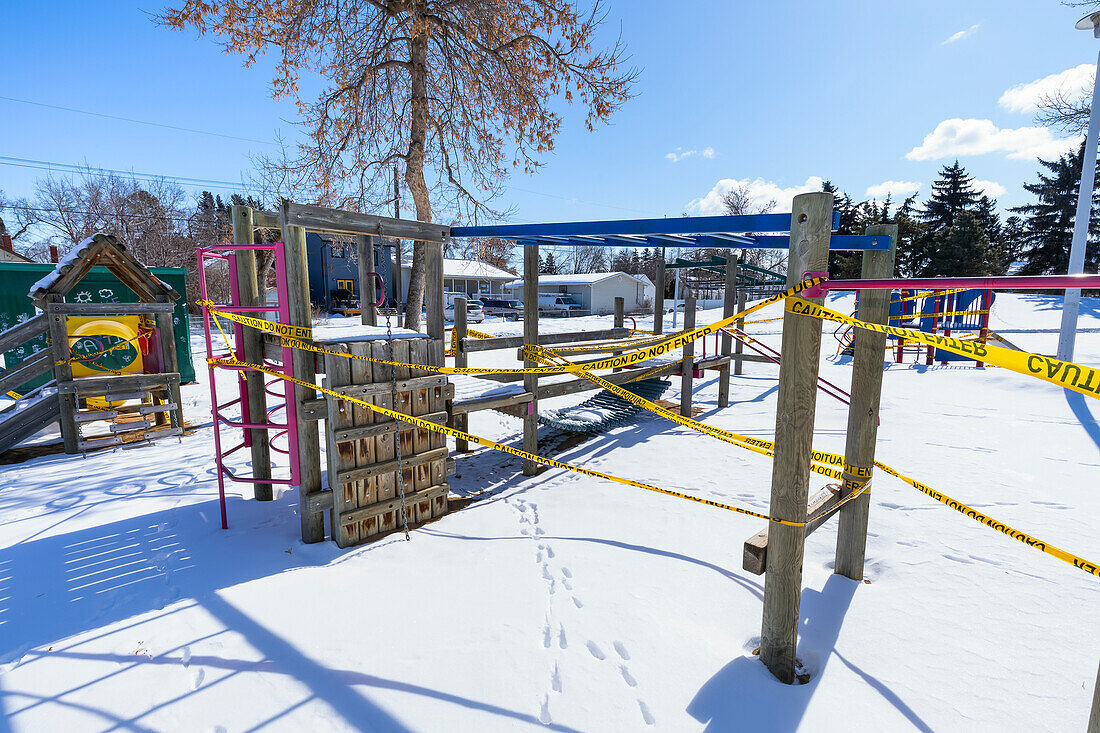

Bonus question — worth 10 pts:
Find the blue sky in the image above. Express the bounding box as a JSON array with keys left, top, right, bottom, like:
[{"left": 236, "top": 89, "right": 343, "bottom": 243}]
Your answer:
[{"left": 1, "top": 0, "right": 1097, "bottom": 225}]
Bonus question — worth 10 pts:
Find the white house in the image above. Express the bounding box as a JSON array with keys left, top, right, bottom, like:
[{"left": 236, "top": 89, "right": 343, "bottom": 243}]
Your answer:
[
  {"left": 506, "top": 272, "right": 655, "bottom": 315},
  {"left": 400, "top": 258, "right": 517, "bottom": 300}
]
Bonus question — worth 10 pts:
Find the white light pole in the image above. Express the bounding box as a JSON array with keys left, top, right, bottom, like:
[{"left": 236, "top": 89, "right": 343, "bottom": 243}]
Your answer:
[{"left": 1059, "top": 11, "right": 1100, "bottom": 361}]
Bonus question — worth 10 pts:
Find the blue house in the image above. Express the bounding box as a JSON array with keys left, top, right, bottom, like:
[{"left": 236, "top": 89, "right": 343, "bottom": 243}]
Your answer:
[{"left": 306, "top": 233, "right": 395, "bottom": 313}]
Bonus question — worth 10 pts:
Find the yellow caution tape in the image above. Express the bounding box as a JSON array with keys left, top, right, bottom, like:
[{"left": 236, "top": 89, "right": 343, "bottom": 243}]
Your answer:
[
  {"left": 209, "top": 354, "right": 861, "bottom": 528},
  {"left": 889, "top": 309, "right": 988, "bottom": 321},
  {"left": 891, "top": 288, "right": 969, "bottom": 304},
  {"left": 196, "top": 300, "right": 312, "bottom": 341},
  {"left": 788, "top": 298, "right": 1100, "bottom": 401},
  {"left": 446, "top": 326, "right": 493, "bottom": 356}
]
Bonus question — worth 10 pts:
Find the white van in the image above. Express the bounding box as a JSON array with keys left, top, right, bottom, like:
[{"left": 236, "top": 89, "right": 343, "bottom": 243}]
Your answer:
[{"left": 538, "top": 293, "right": 584, "bottom": 315}]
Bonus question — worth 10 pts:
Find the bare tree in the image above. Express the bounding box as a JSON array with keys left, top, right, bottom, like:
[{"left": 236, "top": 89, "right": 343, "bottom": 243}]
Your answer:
[
  {"left": 570, "top": 243, "right": 608, "bottom": 273},
  {"left": 159, "top": 0, "right": 636, "bottom": 329},
  {"left": 1036, "top": 87, "right": 1092, "bottom": 134},
  {"left": 721, "top": 183, "right": 783, "bottom": 271}
]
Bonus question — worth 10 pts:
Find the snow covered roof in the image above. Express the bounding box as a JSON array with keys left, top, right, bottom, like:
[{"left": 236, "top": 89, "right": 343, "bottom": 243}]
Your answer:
[
  {"left": 28, "top": 233, "right": 179, "bottom": 302},
  {"left": 508, "top": 272, "right": 654, "bottom": 288},
  {"left": 401, "top": 258, "right": 516, "bottom": 280}
]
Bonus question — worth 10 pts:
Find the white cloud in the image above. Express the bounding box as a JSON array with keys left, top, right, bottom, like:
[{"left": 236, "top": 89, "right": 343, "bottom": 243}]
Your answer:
[
  {"left": 666, "top": 146, "right": 716, "bottom": 163},
  {"left": 999, "top": 64, "right": 1095, "bottom": 113},
  {"left": 865, "top": 180, "right": 922, "bottom": 200},
  {"left": 942, "top": 23, "right": 979, "bottom": 45},
  {"left": 972, "top": 179, "right": 1007, "bottom": 198},
  {"left": 686, "top": 176, "right": 825, "bottom": 216},
  {"left": 906, "top": 118, "right": 1078, "bottom": 161}
]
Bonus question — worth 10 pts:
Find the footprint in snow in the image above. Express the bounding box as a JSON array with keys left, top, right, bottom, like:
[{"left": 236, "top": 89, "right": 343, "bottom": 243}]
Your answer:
[
  {"left": 586, "top": 641, "right": 605, "bottom": 660},
  {"left": 613, "top": 641, "right": 630, "bottom": 660}
]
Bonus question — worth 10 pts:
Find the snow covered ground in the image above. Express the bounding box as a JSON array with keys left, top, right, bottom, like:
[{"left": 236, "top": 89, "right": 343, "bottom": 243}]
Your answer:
[{"left": 1, "top": 293, "right": 1099, "bottom": 731}]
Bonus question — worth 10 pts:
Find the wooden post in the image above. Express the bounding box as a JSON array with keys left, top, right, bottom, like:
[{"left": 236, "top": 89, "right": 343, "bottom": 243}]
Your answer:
[
  {"left": 427, "top": 239, "right": 445, "bottom": 366},
  {"left": 759, "top": 191, "right": 833, "bottom": 684},
  {"left": 281, "top": 203, "right": 325, "bottom": 543},
  {"left": 679, "top": 295, "right": 696, "bottom": 417},
  {"left": 46, "top": 295, "right": 78, "bottom": 454},
  {"left": 613, "top": 296, "right": 625, "bottom": 373},
  {"left": 654, "top": 248, "right": 666, "bottom": 335},
  {"left": 718, "top": 256, "right": 738, "bottom": 407},
  {"left": 522, "top": 242, "right": 539, "bottom": 475},
  {"left": 357, "top": 234, "right": 377, "bottom": 327},
  {"left": 154, "top": 303, "right": 185, "bottom": 433},
  {"left": 834, "top": 223, "right": 897, "bottom": 579},
  {"left": 454, "top": 296, "right": 469, "bottom": 453},
  {"left": 1089, "top": 660, "right": 1100, "bottom": 733},
  {"left": 324, "top": 343, "right": 358, "bottom": 547},
  {"left": 734, "top": 290, "right": 746, "bottom": 376},
  {"left": 233, "top": 205, "right": 272, "bottom": 501}
]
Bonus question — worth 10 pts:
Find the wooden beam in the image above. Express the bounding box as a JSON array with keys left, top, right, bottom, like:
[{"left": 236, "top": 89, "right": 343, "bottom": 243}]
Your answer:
[
  {"left": 325, "top": 342, "right": 358, "bottom": 547},
  {"left": 281, "top": 203, "right": 325, "bottom": 544},
  {"left": 427, "top": 239, "right": 445, "bottom": 365},
  {"left": 337, "top": 483, "right": 448, "bottom": 526},
  {"left": 680, "top": 295, "right": 696, "bottom": 417},
  {"left": 535, "top": 361, "right": 680, "bottom": 401},
  {"left": 234, "top": 204, "right": 272, "bottom": 501},
  {"left": 613, "top": 297, "right": 625, "bottom": 373},
  {"left": 759, "top": 191, "right": 833, "bottom": 685},
  {"left": 453, "top": 296, "right": 469, "bottom": 452},
  {"left": 283, "top": 201, "right": 449, "bottom": 243},
  {"left": 718, "top": 258, "right": 737, "bottom": 407},
  {"left": 332, "top": 410, "right": 448, "bottom": 442},
  {"left": 743, "top": 484, "right": 842, "bottom": 575},
  {"left": 0, "top": 314, "right": 46, "bottom": 354},
  {"left": 45, "top": 303, "right": 78, "bottom": 454},
  {"left": 252, "top": 210, "right": 281, "bottom": 228},
  {"left": 57, "top": 372, "right": 180, "bottom": 395},
  {"left": 834, "top": 223, "right": 898, "bottom": 580},
  {"left": 451, "top": 391, "right": 533, "bottom": 415},
  {"left": 522, "top": 241, "right": 539, "bottom": 475},
  {"left": 734, "top": 290, "right": 747, "bottom": 376},
  {"left": 463, "top": 327, "right": 630, "bottom": 352},
  {"left": 357, "top": 234, "right": 378, "bottom": 327},
  {"left": 335, "top": 446, "right": 448, "bottom": 486},
  {"left": 0, "top": 350, "right": 52, "bottom": 395},
  {"left": 45, "top": 302, "right": 175, "bottom": 315},
  {"left": 654, "top": 249, "right": 665, "bottom": 335}
]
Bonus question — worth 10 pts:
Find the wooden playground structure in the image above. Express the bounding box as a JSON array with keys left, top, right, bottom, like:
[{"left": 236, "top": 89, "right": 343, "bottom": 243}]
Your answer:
[
  {"left": 0, "top": 233, "right": 186, "bottom": 455},
  {"left": 201, "top": 193, "right": 1100, "bottom": 712}
]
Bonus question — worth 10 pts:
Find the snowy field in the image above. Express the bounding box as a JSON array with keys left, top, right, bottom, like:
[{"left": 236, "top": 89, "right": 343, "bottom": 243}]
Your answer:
[{"left": 1, "top": 292, "right": 1099, "bottom": 731}]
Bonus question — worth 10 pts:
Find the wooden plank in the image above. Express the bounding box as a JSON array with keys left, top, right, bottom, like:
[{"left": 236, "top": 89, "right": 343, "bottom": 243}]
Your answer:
[
  {"left": 718, "top": 259, "right": 737, "bottom": 407},
  {"left": 329, "top": 373, "right": 445, "bottom": 399},
  {"left": 357, "top": 234, "right": 378, "bottom": 327},
  {"left": 371, "top": 340, "right": 397, "bottom": 532},
  {"left": 613, "top": 297, "right": 625, "bottom": 373},
  {"left": 283, "top": 201, "right": 449, "bottom": 243},
  {"left": 427, "top": 239, "right": 445, "bottom": 351},
  {"left": 451, "top": 392, "right": 533, "bottom": 415},
  {"left": 696, "top": 355, "right": 731, "bottom": 371},
  {"left": 0, "top": 393, "right": 59, "bottom": 454},
  {"left": 58, "top": 372, "right": 180, "bottom": 395},
  {"left": 281, "top": 209, "right": 325, "bottom": 544},
  {"left": 453, "top": 297, "right": 469, "bottom": 453},
  {"left": 338, "top": 483, "right": 448, "bottom": 526},
  {"left": 834, "top": 224, "right": 898, "bottom": 580},
  {"left": 759, "top": 191, "right": 833, "bottom": 685},
  {"left": 252, "top": 210, "right": 281, "bottom": 228},
  {"left": 680, "top": 296, "right": 696, "bottom": 417},
  {"left": 0, "top": 350, "right": 52, "bottom": 395},
  {"left": 0, "top": 313, "right": 46, "bottom": 354},
  {"left": 45, "top": 302, "right": 175, "bottom": 315},
  {"left": 347, "top": 341, "right": 379, "bottom": 538},
  {"left": 77, "top": 435, "right": 122, "bottom": 451},
  {"left": 743, "top": 484, "right": 843, "bottom": 575},
  {"left": 337, "top": 446, "right": 449, "bottom": 487},
  {"left": 109, "top": 419, "right": 153, "bottom": 434},
  {"left": 234, "top": 205, "right": 272, "bottom": 501},
  {"left": 734, "top": 290, "right": 747, "bottom": 376},
  {"left": 46, "top": 303, "right": 78, "bottom": 454},
  {"left": 535, "top": 362, "right": 680, "bottom": 401},
  {"left": 333, "top": 410, "right": 447, "bottom": 442},
  {"left": 522, "top": 242, "right": 539, "bottom": 476},
  {"left": 74, "top": 409, "right": 119, "bottom": 423},
  {"left": 463, "top": 328, "right": 630, "bottom": 352},
  {"left": 325, "top": 343, "right": 359, "bottom": 547}
]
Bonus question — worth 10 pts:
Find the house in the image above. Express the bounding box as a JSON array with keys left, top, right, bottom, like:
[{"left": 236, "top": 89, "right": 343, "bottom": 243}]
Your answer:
[
  {"left": 506, "top": 272, "right": 655, "bottom": 315},
  {"left": 305, "top": 233, "right": 395, "bottom": 313},
  {"left": 0, "top": 235, "right": 33, "bottom": 264},
  {"left": 399, "top": 258, "right": 516, "bottom": 300}
]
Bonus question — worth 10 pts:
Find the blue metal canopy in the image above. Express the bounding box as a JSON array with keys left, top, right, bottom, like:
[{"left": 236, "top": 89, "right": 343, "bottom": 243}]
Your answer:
[{"left": 450, "top": 212, "right": 890, "bottom": 250}]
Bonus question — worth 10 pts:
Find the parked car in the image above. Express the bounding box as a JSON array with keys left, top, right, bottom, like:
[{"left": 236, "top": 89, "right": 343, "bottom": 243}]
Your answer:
[
  {"left": 444, "top": 300, "right": 484, "bottom": 324},
  {"left": 480, "top": 297, "right": 525, "bottom": 320},
  {"left": 538, "top": 293, "right": 585, "bottom": 316}
]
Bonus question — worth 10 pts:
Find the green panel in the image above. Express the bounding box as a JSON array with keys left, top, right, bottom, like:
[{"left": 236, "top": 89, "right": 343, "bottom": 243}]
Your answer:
[{"left": 0, "top": 262, "right": 195, "bottom": 394}]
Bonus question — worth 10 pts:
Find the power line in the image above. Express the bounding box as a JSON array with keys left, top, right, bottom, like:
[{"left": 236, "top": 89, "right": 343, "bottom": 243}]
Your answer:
[
  {"left": 0, "top": 95, "right": 274, "bottom": 146},
  {"left": 0, "top": 155, "right": 259, "bottom": 193}
]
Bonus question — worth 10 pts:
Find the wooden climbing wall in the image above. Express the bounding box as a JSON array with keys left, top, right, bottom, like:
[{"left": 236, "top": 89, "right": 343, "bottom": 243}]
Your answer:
[{"left": 322, "top": 337, "right": 451, "bottom": 547}]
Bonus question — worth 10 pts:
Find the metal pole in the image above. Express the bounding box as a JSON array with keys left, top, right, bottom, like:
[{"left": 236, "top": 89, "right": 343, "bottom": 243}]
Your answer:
[
  {"left": 393, "top": 164, "right": 404, "bottom": 320},
  {"left": 1058, "top": 46, "right": 1100, "bottom": 361},
  {"left": 672, "top": 255, "right": 681, "bottom": 330}
]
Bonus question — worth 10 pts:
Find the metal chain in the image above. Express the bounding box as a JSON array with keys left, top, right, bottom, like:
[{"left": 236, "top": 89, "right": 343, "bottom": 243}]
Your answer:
[{"left": 384, "top": 310, "right": 412, "bottom": 541}]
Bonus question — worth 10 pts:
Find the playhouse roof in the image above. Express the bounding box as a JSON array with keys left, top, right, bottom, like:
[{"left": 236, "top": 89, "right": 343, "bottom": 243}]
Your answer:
[{"left": 29, "top": 233, "right": 180, "bottom": 303}]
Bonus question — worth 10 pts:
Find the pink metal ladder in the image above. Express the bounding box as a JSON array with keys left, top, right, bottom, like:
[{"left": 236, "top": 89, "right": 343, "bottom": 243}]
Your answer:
[{"left": 198, "top": 241, "right": 301, "bottom": 529}]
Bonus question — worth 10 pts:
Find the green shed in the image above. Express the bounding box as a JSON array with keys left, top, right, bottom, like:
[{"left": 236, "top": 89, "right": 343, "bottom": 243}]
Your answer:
[{"left": 0, "top": 262, "right": 196, "bottom": 393}]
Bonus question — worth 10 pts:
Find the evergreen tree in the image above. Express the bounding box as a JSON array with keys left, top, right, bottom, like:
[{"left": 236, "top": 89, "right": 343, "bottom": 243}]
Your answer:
[
  {"left": 927, "top": 211, "right": 998, "bottom": 276},
  {"left": 1010, "top": 142, "right": 1100, "bottom": 276},
  {"left": 541, "top": 251, "right": 559, "bottom": 274},
  {"left": 920, "top": 161, "right": 981, "bottom": 230},
  {"left": 823, "top": 182, "right": 862, "bottom": 278},
  {"left": 893, "top": 195, "right": 928, "bottom": 277}
]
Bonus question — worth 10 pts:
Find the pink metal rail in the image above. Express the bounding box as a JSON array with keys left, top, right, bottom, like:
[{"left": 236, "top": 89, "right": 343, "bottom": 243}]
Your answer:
[
  {"left": 812, "top": 273, "right": 1100, "bottom": 294},
  {"left": 198, "top": 242, "right": 300, "bottom": 530}
]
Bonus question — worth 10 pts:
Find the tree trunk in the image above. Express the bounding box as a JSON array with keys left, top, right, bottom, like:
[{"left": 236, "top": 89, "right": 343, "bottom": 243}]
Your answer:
[{"left": 403, "top": 4, "right": 432, "bottom": 331}]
